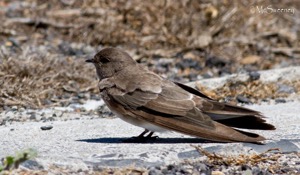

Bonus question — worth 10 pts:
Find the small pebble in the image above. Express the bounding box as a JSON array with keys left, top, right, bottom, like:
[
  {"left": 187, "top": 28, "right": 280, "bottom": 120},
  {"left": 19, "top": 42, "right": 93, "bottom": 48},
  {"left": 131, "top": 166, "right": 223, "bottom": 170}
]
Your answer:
[
  {"left": 243, "top": 169, "right": 252, "bottom": 175},
  {"left": 21, "top": 160, "right": 44, "bottom": 170},
  {"left": 149, "top": 167, "right": 163, "bottom": 175},
  {"left": 249, "top": 71, "right": 260, "bottom": 81},
  {"left": 58, "top": 41, "right": 77, "bottom": 56},
  {"left": 11, "top": 106, "right": 18, "bottom": 111},
  {"left": 277, "top": 84, "right": 295, "bottom": 94},
  {"left": 212, "top": 170, "right": 225, "bottom": 175},
  {"left": 3, "top": 106, "right": 10, "bottom": 111},
  {"left": 41, "top": 125, "right": 53, "bottom": 130},
  {"left": 275, "top": 98, "right": 286, "bottom": 103},
  {"left": 236, "top": 95, "right": 252, "bottom": 104},
  {"left": 196, "top": 162, "right": 209, "bottom": 172},
  {"left": 188, "top": 73, "right": 198, "bottom": 81},
  {"left": 175, "top": 59, "right": 202, "bottom": 70},
  {"left": 77, "top": 93, "right": 86, "bottom": 99},
  {"left": 30, "top": 113, "right": 37, "bottom": 120},
  {"left": 205, "top": 56, "right": 227, "bottom": 68},
  {"left": 47, "top": 117, "right": 55, "bottom": 121},
  {"left": 202, "top": 73, "right": 213, "bottom": 79},
  {"left": 18, "top": 108, "right": 25, "bottom": 112}
]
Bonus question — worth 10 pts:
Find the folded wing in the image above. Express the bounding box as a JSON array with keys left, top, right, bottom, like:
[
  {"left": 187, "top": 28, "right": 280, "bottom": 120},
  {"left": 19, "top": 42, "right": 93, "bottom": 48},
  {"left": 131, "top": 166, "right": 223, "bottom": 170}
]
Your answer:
[{"left": 107, "top": 70, "right": 268, "bottom": 143}]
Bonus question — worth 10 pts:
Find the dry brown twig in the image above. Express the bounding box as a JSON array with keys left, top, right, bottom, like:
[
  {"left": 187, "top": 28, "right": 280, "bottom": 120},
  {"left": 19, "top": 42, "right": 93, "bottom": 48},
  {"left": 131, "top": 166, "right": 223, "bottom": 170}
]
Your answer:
[{"left": 192, "top": 145, "right": 282, "bottom": 173}]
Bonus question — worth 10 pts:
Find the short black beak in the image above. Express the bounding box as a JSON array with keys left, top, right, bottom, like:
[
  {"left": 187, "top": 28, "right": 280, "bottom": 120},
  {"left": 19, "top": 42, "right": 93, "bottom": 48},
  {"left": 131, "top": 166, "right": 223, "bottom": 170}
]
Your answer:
[{"left": 85, "top": 59, "right": 94, "bottom": 63}]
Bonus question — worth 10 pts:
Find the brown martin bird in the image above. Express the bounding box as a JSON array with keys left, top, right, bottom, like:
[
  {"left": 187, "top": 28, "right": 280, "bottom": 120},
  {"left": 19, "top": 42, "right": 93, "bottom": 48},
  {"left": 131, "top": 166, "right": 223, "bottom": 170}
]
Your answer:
[{"left": 86, "top": 48, "right": 275, "bottom": 143}]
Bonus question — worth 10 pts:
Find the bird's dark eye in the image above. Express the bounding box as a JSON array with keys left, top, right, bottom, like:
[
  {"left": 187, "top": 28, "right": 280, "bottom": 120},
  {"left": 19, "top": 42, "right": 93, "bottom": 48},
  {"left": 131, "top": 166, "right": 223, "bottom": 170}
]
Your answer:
[{"left": 100, "top": 57, "right": 110, "bottom": 64}]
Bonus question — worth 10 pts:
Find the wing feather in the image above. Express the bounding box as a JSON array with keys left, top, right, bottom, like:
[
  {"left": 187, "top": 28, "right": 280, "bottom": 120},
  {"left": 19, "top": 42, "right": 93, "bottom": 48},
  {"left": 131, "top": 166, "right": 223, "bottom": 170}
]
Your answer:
[{"left": 109, "top": 71, "right": 215, "bottom": 129}]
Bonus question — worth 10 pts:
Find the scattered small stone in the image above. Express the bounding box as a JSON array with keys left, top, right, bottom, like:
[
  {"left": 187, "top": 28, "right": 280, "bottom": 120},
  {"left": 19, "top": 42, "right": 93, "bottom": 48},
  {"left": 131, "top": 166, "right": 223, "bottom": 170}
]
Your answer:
[
  {"left": 187, "top": 73, "right": 198, "bottom": 81},
  {"left": 180, "top": 165, "right": 193, "bottom": 174},
  {"left": 43, "top": 99, "right": 52, "bottom": 105},
  {"left": 58, "top": 41, "right": 77, "bottom": 56},
  {"left": 202, "top": 72, "right": 213, "bottom": 79},
  {"left": 175, "top": 59, "right": 202, "bottom": 70},
  {"left": 47, "top": 117, "right": 55, "bottom": 121},
  {"left": 3, "top": 106, "right": 10, "bottom": 111},
  {"left": 249, "top": 71, "right": 260, "bottom": 81},
  {"left": 0, "top": 119, "right": 6, "bottom": 126},
  {"left": 11, "top": 106, "right": 18, "bottom": 111},
  {"left": 161, "top": 167, "right": 169, "bottom": 174},
  {"left": 275, "top": 98, "right": 286, "bottom": 103},
  {"left": 18, "top": 108, "right": 25, "bottom": 112},
  {"left": 240, "top": 164, "right": 251, "bottom": 171},
  {"left": 29, "top": 113, "right": 37, "bottom": 120},
  {"left": 78, "top": 93, "right": 86, "bottom": 99},
  {"left": 205, "top": 56, "right": 227, "bottom": 68},
  {"left": 80, "top": 107, "right": 87, "bottom": 112},
  {"left": 219, "top": 67, "right": 232, "bottom": 77},
  {"left": 281, "top": 167, "right": 294, "bottom": 173},
  {"left": 139, "top": 153, "right": 148, "bottom": 158},
  {"left": 79, "top": 99, "right": 86, "bottom": 104},
  {"left": 197, "top": 163, "right": 210, "bottom": 173},
  {"left": 236, "top": 95, "right": 252, "bottom": 104},
  {"left": 251, "top": 167, "right": 265, "bottom": 175},
  {"left": 21, "top": 160, "right": 44, "bottom": 170},
  {"left": 212, "top": 170, "right": 225, "bottom": 175},
  {"left": 40, "top": 125, "right": 53, "bottom": 130},
  {"left": 149, "top": 167, "right": 163, "bottom": 175},
  {"left": 90, "top": 95, "right": 101, "bottom": 101},
  {"left": 167, "top": 164, "right": 175, "bottom": 170},
  {"left": 277, "top": 84, "right": 295, "bottom": 94},
  {"left": 98, "top": 105, "right": 114, "bottom": 118},
  {"left": 243, "top": 169, "right": 252, "bottom": 175}
]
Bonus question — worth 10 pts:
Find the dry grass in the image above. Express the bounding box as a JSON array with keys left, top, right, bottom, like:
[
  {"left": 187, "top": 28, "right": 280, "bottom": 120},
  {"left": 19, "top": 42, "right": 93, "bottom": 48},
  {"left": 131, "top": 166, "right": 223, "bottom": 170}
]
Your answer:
[
  {"left": 192, "top": 145, "right": 298, "bottom": 174},
  {"left": 0, "top": 0, "right": 299, "bottom": 110},
  {"left": 196, "top": 80, "right": 300, "bottom": 103},
  {"left": 0, "top": 49, "right": 98, "bottom": 110},
  {"left": 3, "top": 166, "right": 148, "bottom": 175}
]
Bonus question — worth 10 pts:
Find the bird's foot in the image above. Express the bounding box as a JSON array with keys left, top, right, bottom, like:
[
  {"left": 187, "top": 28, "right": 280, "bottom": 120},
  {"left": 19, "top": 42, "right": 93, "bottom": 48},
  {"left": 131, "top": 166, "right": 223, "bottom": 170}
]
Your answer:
[{"left": 122, "top": 129, "right": 159, "bottom": 143}]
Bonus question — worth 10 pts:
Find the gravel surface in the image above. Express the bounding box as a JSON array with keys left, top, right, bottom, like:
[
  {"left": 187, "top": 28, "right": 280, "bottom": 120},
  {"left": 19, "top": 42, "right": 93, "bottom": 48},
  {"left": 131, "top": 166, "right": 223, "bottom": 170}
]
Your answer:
[{"left": 0, "top": 100, "right": 299, "bottom": 174}]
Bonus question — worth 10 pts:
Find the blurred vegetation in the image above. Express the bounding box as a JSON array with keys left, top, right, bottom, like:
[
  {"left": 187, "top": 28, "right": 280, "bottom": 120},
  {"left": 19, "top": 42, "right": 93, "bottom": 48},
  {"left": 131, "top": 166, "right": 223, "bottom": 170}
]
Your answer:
[
  {"left": 0, "top": 0, "right": 299, "bottom": 110},
  {"left": 0, "top": 149, "right": 37, "bottom": 173}
]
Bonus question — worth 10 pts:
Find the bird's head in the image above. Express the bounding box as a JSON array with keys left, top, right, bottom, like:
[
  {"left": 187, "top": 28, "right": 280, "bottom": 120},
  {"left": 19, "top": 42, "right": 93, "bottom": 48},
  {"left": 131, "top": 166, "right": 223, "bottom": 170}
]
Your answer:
[{"left": 86, "top": 48, "right": 136, "bottom": 79}]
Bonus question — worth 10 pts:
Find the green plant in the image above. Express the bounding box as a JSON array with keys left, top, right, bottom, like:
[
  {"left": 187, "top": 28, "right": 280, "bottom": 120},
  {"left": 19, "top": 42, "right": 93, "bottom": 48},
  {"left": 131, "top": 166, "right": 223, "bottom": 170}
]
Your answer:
[{"left": 0, "top": 149, "right": 37, "bottom": 172}]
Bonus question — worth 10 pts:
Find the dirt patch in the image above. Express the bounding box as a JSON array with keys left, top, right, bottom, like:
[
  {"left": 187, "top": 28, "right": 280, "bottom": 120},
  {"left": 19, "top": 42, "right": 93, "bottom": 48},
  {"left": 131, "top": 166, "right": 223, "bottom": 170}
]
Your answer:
[{"left": 0, "top": 1, "right": 299, "bottom": 110}]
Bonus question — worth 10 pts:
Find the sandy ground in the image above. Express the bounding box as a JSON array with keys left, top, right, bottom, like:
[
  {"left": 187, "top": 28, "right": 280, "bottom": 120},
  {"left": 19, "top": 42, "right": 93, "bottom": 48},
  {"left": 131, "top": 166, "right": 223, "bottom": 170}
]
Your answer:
[{"left": 0, "top": 100, "right": 299, "bottom": 171}]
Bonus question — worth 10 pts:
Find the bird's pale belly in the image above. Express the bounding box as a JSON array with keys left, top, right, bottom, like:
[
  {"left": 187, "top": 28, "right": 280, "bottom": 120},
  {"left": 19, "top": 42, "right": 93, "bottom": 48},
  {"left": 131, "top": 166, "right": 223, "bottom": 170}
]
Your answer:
[
  {"left": 103, "top": 97, "right": 167, "bottom": 132},
  {"left": 115, "top": 111, "right": 168, "bottom": 132}
]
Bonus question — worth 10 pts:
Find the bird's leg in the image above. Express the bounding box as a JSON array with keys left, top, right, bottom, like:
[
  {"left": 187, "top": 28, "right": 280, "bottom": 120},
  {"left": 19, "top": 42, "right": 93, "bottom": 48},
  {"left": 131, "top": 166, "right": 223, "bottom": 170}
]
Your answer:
[
  {"left": 146, "top": 131, "right": 159, "bottom": 140},
  {"left": 138, "top": 129, "right": 150, "bottom": 138},
  {"left": 122, "top": 129, "right": 158, "bottom": 143},
  {"left": 146, "top": 131, "right": 154, "bottom": 138}
]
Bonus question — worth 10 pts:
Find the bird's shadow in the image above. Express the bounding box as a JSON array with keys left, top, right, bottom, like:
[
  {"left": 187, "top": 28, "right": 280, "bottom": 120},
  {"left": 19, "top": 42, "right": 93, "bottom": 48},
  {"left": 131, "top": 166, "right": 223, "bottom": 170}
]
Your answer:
[{"left": 76, "top": 137, "right": 222, "bottom": 144}]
